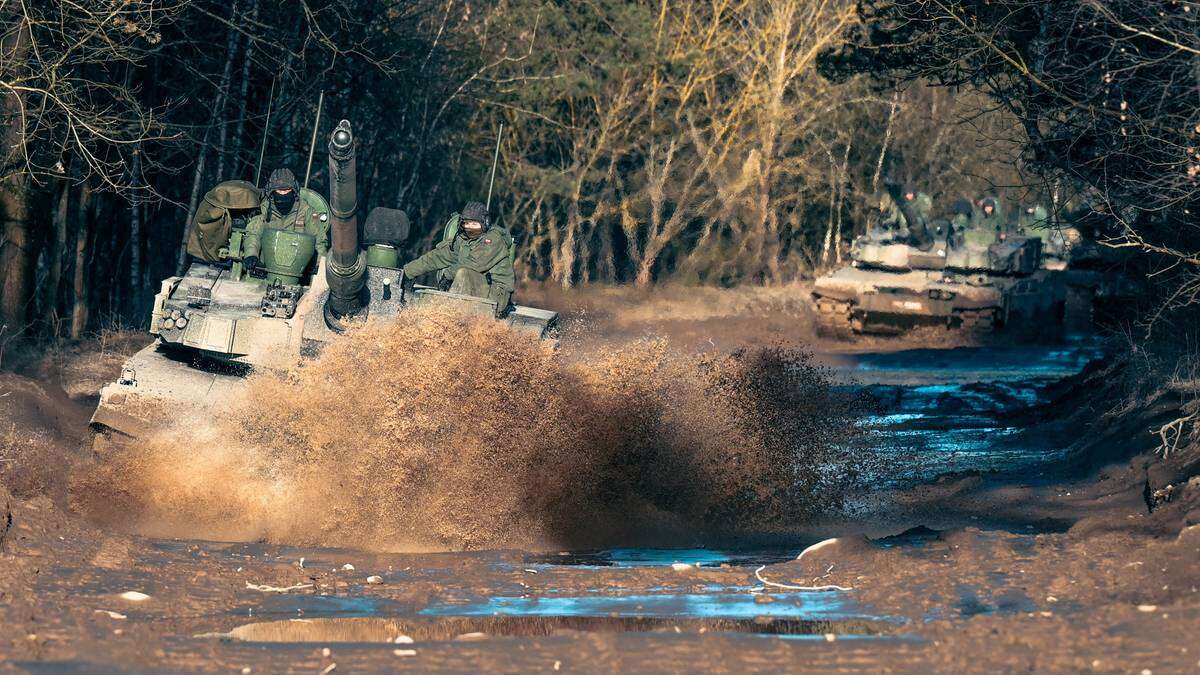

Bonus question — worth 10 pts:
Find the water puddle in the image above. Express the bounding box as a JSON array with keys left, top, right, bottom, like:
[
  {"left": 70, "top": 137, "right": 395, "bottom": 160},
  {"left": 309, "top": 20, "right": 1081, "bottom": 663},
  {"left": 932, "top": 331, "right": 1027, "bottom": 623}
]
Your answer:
[
  {"left": 215, "top": 615, "right": 894, "bottom": 643},
  {"left": 420, "top": 591, "right": 895, "bottom": 623},
  {"left": 831, "top": 341, "right": 1104, "bottom": 386},
  {"left": 838, "top": 343, "right": 1106, "bottom": 486},
  {"left": 525, "top": 547, "right": 795, "bottom": 568}
]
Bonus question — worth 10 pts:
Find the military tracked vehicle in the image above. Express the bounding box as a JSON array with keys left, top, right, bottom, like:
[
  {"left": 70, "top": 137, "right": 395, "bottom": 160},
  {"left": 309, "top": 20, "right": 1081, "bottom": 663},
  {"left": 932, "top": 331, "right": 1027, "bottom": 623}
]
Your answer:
[
  {"left": 91, "top": 120, "right": 558, "bottom": 441},
  {"left": 812, "top": 229, "right": 1065, "bottom": 340}
]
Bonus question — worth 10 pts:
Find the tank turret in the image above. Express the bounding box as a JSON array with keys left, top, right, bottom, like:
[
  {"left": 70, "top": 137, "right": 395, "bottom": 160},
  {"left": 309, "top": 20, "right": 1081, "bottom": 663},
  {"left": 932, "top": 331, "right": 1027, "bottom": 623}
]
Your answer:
[
  {"left": 324, "top": 120, "right": 368, "bottom": 323},
  {"left": 89, "top": 116, "right": 559, "bottom": 445}
]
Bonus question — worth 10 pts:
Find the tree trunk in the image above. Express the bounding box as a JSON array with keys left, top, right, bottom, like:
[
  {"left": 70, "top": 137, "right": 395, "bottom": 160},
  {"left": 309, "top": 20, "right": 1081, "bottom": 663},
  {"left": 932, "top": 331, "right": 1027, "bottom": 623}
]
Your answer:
[
  {"left": 129, "top": 147, "right": 143, "bottom": 300},
  {"left": 0, "top": 11, "right": 32, "bottom": 332},
  {"left": 834, "top": 142, "right": 851, "bottom": 264},
  {"left": 0, "top": 180, "right": 32, "bottom": 333},
  {"left": 230, "top": 0, "right": 260, "bottom": 180},
  {"left": 178, "top": 3, "right": 241, "bottom": 274},
  {"left": 214, "top": 1, "right": 242, "bottom": 181},
  {"left": 70, "top": 180, "right": 93, "bottom": 339},
  {"left": 46, "top": 164, "right": 72, "bottom": 332}
]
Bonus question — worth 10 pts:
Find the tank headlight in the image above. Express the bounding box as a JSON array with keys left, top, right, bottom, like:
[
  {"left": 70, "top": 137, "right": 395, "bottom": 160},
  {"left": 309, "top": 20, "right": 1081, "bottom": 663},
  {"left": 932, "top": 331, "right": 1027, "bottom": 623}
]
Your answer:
[
  {"left": 163, "top": 318, "right": 176, "bottom": 330},
  {"left": 175, "top": 317, "right": 188, "bottom": 329},
  {"left": 171, "top": 309, "right": 182, "bottom": 320}
]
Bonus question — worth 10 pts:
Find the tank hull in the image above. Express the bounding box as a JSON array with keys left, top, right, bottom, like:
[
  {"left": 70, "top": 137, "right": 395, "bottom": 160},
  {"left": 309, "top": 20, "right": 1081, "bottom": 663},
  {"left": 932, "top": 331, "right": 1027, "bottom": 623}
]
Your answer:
[
  {"left": 91, "top": 265, "right": 558, "bottom": 441},
  {"left": 811, "top": 266, "right": 1065, "bottom": 339}
]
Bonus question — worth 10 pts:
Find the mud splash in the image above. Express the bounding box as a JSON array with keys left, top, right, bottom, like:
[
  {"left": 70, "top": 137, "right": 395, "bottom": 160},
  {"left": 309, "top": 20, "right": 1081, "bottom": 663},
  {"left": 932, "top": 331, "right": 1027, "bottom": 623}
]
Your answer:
[{"left": 73, "top": 307, "right": 860, "bottom": 551}]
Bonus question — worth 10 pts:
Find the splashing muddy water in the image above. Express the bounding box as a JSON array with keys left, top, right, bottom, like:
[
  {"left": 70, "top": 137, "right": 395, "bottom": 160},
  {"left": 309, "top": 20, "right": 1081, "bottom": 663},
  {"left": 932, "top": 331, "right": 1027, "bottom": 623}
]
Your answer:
[{"left": 73, "top": 307, "right": 860, "bottom": 551}]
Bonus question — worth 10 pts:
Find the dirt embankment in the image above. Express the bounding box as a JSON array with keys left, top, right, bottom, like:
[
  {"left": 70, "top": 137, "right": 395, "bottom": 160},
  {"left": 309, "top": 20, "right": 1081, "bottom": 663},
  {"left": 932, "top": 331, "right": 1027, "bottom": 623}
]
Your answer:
[{"left": 1026, "top": 355, "right": 1200, "bottom": 533}]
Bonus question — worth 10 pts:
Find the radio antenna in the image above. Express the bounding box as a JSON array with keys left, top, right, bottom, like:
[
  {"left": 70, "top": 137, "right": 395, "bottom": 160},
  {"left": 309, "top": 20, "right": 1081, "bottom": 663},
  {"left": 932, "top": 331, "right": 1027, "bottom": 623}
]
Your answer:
[
  {"left": 253, "top": 76, "right": 276, "bottom": 187},
  {"left": 485, "top": 122, "right": 504, "bottom": 211},
  {"left": 302, "top": 90, "right": 324, "bottom": 190}
]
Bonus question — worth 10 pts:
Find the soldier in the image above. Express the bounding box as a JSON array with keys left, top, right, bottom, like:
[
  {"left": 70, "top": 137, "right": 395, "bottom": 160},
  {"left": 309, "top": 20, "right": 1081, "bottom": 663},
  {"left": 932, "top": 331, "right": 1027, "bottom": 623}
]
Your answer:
[
  {"left": 401, "top": 201, "right": 515, "bottom": 318},
  {"left": 1017, "top": 204, "right": 1049, "bottom": 234},
  {"left": 1020, "top": 204, "right": 1076, "bottom": 261},
  {"left": 947, "top": 198, "right": 974, "bottom": 249},
  {"left": 897, "top": 183, "right": 934, "bottom": 249},
  {"left": 868, "top": 183, "right": 931, "bottom": 244},
  {"left": 242, "top": 168, "right": 329, "bottom": 270},
  {"left": 969, "top": 196, "right": 1005, "bottom": 245},
  {"left": 866, "top": 191, "right": 904, "bottom": 242}
]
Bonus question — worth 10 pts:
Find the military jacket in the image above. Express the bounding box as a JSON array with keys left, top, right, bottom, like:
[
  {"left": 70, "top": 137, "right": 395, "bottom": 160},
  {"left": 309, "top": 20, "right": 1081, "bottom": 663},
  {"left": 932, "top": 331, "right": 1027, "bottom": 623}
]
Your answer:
[
  {"left": 244, "top": 200, "right": 329, "bottom": 258},
  {"left": 403, "top": 226, "right": 515, "bottom": 307},
  {"left": 879, "top": 192, "right": 932, "bottom": 230},
  {"left": 1018, "top": 205, "right": 1049, "bottom": 233}
]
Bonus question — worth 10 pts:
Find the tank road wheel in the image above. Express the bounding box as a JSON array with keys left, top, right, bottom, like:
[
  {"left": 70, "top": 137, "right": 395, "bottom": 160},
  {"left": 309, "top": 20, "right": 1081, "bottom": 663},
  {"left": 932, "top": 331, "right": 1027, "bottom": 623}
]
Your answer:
[
  {"left": 954, "top": 309, "right": 996, "bottom": 338},
  {"left": 815, "top": 298, "right": 854, "bottom": 340}
]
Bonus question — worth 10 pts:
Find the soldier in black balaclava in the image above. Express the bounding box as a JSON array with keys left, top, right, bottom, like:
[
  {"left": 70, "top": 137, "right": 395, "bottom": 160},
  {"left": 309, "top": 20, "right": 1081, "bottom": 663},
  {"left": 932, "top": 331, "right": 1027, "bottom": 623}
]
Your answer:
[{"left": 242, "top": 168, "right": 329, "bottom": 269}]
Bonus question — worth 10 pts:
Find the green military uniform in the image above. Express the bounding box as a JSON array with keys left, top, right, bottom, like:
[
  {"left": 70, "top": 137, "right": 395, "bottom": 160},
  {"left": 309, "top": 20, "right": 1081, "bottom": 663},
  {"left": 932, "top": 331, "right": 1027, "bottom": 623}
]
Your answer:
[
  {"left": 868, "top": 192, "right": 905, "bottom": 242},
  {"left": 870, "top": 188, "right": 933, "bottom": 245},
  {"left": 1019, "top": 204, "right": 1074, "bottom": 259},
  {"left": 901, "top": 190, "right": 933, "bottom": 248},
  {"left": 244, "top": 198, "right": 329, "bottom": 259},
  {"left": 965, "top": 196, "right": 1004, "bottom": 248},
  {"left": 1018, "top": 204, "right": 1049, "bottom": 233},
  {"left": 402, "top": 224, "right": 515, "bottom": 311},
  {"left": 947, "top": 199, "right": 974, "bottom": 250}
]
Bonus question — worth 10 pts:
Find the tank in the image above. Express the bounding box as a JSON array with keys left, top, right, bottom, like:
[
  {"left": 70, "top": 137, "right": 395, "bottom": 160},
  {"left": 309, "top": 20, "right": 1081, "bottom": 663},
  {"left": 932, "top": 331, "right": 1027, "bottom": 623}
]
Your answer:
[
  {"left": 91, "top": 120, "right": 558, "bottom": 442},
  {"left": 812, "top": 229, "right": 1066, "bottom": 340}
]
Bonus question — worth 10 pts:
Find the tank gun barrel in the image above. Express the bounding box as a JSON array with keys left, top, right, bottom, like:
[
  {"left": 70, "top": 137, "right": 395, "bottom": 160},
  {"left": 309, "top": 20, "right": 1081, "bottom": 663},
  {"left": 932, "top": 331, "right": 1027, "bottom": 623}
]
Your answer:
[
  {"left": 324, "top": 119, "right": 367, "bottom": 320},
  {"left": 328, "top": 120, "right": 358, "bottom": 267}
]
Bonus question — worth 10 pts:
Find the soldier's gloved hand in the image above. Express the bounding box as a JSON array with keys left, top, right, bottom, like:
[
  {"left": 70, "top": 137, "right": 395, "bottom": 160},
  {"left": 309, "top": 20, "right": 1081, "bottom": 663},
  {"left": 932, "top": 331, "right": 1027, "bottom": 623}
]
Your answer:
[
  {"left": 400, "top": 275, "right": 416, "bottom": 300},
  {"left": 243, "top": 255, "right": 260, "bottom": 270}
]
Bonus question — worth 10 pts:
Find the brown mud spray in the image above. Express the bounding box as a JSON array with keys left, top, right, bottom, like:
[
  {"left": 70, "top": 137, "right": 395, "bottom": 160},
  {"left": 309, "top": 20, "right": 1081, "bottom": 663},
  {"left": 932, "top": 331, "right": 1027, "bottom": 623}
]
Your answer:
[{"left": 73, "top": 307, "right": 862, "bottom": 551}]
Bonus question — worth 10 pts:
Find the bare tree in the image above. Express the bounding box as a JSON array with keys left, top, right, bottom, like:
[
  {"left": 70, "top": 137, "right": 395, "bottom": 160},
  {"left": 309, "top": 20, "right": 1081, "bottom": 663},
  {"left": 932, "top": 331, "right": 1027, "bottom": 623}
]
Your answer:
[{"left": 0, "top": 0, "right": 178, "bottom": 330}]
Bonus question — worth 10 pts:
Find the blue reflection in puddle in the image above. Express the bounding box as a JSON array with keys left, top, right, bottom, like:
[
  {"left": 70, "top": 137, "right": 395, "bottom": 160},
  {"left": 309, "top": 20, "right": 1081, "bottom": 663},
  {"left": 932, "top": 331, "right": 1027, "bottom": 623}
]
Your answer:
[
  {"left": 844, "top": 343, "right": 1103, "bottom": 381},
  {"left": 420, "top": 592, "right": 895, "bottom": 623},
  {"left": 526, "top": 548, "right": 796, "bottom": 569}
]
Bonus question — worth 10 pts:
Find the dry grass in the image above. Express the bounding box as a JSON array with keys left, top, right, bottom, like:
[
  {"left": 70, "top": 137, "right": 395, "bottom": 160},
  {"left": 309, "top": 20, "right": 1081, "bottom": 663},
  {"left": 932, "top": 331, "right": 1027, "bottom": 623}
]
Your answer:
[
  {"left": 36, "top": 328, "right": 150, "bottom": 399},
  {"left": 527, "top": 282, "right": 811, "bottom": 326}
]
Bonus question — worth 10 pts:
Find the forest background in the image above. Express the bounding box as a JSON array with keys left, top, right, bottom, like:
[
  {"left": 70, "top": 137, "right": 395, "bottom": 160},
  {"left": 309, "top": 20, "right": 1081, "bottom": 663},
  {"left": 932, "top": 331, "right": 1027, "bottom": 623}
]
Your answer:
[{"left": 0, "top": 0, "right": 1196, "bottom": 344}]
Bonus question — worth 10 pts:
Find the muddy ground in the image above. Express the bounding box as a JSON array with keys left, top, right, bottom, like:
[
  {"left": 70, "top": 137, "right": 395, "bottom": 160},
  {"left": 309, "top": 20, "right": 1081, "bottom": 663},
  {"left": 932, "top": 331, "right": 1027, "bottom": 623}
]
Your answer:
[{"left": 2, "top": 287, "right": 1200, "bottom": 673}]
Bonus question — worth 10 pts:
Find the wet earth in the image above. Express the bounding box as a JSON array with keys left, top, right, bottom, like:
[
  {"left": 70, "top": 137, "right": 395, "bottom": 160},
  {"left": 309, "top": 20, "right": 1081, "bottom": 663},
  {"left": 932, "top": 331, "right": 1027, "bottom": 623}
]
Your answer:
[{"left": 4, "top": 340, "right": 1200, "bottom": 672}]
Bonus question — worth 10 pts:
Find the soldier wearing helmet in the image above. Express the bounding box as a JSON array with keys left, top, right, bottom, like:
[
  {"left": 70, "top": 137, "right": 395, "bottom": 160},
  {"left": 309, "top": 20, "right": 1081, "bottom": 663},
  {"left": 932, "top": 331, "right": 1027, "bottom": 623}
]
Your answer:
[
  {"left": 869, "top": 183, "right": 933, "bottom": 247},
  {"left": 402, "top": 200, "right": 515, "bottom": 318},
  {"left": 970, "top": 195, "right": 1006, "bottom": 244},
  {"left": 946, "top": 198, "right": 974, "bottom": 249},
  {"left": 242, "top": 168, "right": 329, "bottom": 270},
  {"left": 897, "top": 182, "right": 934, "bottom": 249}
]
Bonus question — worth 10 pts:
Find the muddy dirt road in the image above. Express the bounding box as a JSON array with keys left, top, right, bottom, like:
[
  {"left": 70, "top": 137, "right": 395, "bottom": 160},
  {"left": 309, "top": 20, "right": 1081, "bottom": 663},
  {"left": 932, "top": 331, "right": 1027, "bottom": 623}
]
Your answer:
[{"left": 2, "top": 314, "right": 1199, "bottom": 672}]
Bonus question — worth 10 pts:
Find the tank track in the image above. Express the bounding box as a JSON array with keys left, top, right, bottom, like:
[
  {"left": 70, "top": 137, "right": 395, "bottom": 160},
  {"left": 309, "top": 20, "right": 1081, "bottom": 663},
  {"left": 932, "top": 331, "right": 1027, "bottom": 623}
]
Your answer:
[
  {"left": 814, "top": 298, "right": 854, "bottom": 339},
  {"left": 953, "top": 308, "right": 997, "bottom": 336}
]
